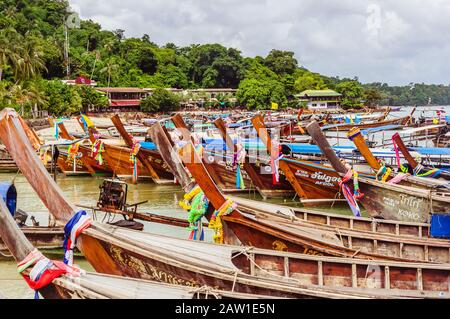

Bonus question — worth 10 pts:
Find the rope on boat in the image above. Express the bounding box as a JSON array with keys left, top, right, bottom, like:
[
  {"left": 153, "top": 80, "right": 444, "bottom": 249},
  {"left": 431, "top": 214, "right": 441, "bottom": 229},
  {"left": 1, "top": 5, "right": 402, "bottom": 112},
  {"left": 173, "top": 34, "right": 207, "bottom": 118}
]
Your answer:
[{"left": 189, "top": 285, "right": 220, "bottom": 299}]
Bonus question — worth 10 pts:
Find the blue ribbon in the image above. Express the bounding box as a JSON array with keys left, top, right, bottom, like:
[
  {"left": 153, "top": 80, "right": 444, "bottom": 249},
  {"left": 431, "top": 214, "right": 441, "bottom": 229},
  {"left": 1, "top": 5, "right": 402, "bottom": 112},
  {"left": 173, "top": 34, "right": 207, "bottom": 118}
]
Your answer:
[{"left": 63, "top": 210, "right": 88, "bottom": 265}]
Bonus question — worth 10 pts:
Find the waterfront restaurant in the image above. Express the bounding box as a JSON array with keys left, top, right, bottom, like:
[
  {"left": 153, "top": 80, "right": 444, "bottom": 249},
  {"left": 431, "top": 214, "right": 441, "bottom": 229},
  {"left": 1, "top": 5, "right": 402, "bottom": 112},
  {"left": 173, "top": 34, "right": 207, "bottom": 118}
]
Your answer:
[
  {"left": 296, "top": 89, "right": 342, "bottom": 110},
  {"left": 96, "top": 87, "right": 150, "bottom": 111}
]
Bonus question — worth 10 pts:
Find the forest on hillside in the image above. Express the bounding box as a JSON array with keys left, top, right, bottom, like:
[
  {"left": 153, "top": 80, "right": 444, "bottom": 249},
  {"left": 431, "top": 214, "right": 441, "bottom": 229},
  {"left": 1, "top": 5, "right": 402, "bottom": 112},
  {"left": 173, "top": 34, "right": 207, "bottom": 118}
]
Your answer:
[{"left": 1, "top": 0, "right": 450, "bottom": 116}]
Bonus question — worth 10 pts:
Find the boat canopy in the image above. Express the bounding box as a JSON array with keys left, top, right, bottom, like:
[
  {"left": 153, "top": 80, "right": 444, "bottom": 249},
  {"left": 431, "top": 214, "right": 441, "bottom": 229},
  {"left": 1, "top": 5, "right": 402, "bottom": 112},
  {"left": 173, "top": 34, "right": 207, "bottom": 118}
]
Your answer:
[
  {"left": 399, "top": 124, "right": 445, "bottom": 136},
  {"left": 409, "top": 147, "right": 450, "bottom": 156}
]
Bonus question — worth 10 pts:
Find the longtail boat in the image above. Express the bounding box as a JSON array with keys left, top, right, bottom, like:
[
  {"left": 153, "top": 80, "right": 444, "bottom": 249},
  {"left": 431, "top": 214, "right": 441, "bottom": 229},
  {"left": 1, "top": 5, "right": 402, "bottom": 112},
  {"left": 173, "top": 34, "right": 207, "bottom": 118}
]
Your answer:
[
  {"left": 166, "top": 115, "right": 450, "bottom": 263},
  {"left": 5, "top": 109, "right": 450, "bottom": 297},
  {"left": 321, "top": 108, "right": 416, "bottom": 131},
  {"left": 0, "top": 108, "right": 425, "bottom": 298},
  {"left": 391, "top": 132, "right": 450, "bottom": 181},
  {"left": 0, "top": 226, "right": 64, "bottom": 252},
  {"left": 0, "top": 197, "right": 271, "bottom": 299},
  {"left": 58, "top": 121, "right": 159, "bottom": 181},
  {"left": 305, "top": 121, "right": 450, "bottom": 223},
  {"left": 56, "top": 122, "right": 112, "bottom": 176},
  {"left": 171, "top": 114, "right": 254, "bottom": 192},
  {"left": 111, "top": 115, "right": 174, "bottom": 183},
  {"left": 251, "top": 115, "right": 372, "bottom": 203},
  {"left": 212, "top": 117, "right": 294, "bottom": 199},
  {"left": 346, "top": 126, "right": 450, "bottom": 223}
]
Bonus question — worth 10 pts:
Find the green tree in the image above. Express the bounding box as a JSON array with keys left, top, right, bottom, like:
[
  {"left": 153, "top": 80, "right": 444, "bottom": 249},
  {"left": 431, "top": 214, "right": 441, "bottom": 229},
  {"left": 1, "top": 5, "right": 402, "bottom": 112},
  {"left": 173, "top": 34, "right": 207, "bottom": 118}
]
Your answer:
[
  {"left": 76, "top": 85, "right": 108, "bottom": 112},
  {"left": 364, "top": 87, "right": 382, "bottom": 108},
  {"left": 294, "top": 72, "right": 327, "bottom": 92},
  {"left": 265, "top": 50, "right": 298, "bottom": 75},
  {"left": 237, "top": 78, "right": 287, "bottom": 110},
  {"left": 140, "top": 88, "right": 180, "bottom": 113},
  {"left": 100, "top": 58, "right": 119, "bottom": 87},
  {"left": 336, "top": 80, "right": 364, "bottom": 109},
  {"left": 14, "top": 32, "right": 47, "bottom": 82},
  {"left": 0, "top": 28, "right": 20, "bottom": 81}
]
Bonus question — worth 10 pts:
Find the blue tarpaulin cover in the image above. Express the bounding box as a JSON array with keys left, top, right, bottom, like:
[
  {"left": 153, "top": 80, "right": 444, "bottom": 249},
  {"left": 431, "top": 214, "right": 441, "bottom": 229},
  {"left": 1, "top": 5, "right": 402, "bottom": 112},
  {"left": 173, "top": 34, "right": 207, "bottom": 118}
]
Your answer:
[
  {"left": 282, "top": 144, "right": 355, "bottom": 155},
  {"left": 139, "top": 141, "right": 157, "bottom": 151},
  {"left": 409, "top": 147, "right": 450, "bottom": 156},
  {"left": 0, "top": 182, "right": 17, "bottom": 216},
  {"left": 430, "top": 214, "right": 450, "bottom": 238},
  {"left": 202, "top": 138, "right": 266, "bottom": 151}
]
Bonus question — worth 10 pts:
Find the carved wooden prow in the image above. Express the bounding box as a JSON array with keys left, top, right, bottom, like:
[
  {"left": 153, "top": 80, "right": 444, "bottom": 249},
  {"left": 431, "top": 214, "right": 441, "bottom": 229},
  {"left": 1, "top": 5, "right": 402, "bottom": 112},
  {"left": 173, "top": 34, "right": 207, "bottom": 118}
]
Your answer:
[
  {"left": 0, "top": 197, "right": 34, "bottom": 261},
  {"left": 251, "top": 115, "right": 308, "bottom": 199},
  {"left": 111, "top": 114, "right": 160, "bottom": 182},
  {"left": 148, "top": 121, "right": 195, "bottom": 191},
  {"left": 171, "top": 114, "right": 195, "bottom": 143},
  {"left": 76, "top": 116, "right": 87, "bottom": 133},
  {"left": 381, "top": 107, "right": 392, "bottom": 121},
  {"left": 305, "top": 121, "right": 347, "bottom": 174},
  {"left": 251, "top": 115, "right": 276, "bottom": 158},
  {"left": 57, "top": 122, "right": 74, "bottom": 140},
  {"left": 392, "top": 133, "right": 418, "bottom": 169},
  {"left": 18, "top": 117, "right": 42, "bottom": 151},
  {"left": 347, "top": 127, "right": 381, "bottom": 172},
  {"left": 213, "top": 117, "right": 236, "bottom": 153},
  {"left": 0, "top": 197, "right": 60, "bottom": 298},
  {"left": 0, "top": 109, "right": 75, "bottom": 223}
]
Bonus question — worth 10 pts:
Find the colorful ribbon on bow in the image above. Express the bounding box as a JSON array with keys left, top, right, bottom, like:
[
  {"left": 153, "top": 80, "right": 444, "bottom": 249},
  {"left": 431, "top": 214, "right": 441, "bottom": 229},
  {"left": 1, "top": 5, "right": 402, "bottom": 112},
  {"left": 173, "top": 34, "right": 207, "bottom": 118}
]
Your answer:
[
  {"left": 376, "top": 159, "right": 391, "bottom": 182},
  {"left": 91, "top": 140, "right": 104, "bottom": 165},
  {"left": 17, "top": 249, "right": 82, "bottom": 299},
  {"left": 54, "top": 119, "right": 64, "bottom": 139},
  {"left": 209, "top": 199, "right": 236, "bottom": 244},
  {"left": 234, "top": 140, "right": 246, "bottom": 190},
  {"left": 179, "top": 186, "right": 209, "bottom": 241},
  {"left": 339, "top": 169, "right": 363, "bottom": 217},
  {"left": 129, "top": 141, "right": 141, "bottom": 181},
  {"left": 63, "top": 211, "right": 92, "bottom": 266}
]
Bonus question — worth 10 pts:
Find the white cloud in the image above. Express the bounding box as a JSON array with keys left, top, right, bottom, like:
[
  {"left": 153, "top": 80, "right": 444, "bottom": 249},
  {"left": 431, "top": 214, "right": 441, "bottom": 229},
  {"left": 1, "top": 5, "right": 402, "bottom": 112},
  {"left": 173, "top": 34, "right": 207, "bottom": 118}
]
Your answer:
[{"left": 70, "top": 0, "right": 450, "bottom": 85}]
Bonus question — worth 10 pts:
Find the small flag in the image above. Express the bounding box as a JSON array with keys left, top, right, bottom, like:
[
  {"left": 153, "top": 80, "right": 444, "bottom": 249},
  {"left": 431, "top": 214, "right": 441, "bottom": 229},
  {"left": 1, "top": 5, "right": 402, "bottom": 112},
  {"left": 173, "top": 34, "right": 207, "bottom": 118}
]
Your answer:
[{"left": 271, "top": 102, "right": 279, "bottom": 110}]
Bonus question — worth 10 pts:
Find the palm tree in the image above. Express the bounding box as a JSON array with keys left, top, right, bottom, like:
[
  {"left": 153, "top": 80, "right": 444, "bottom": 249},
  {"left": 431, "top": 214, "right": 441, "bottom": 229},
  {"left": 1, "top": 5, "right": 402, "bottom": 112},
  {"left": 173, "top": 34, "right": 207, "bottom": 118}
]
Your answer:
[
  {"left": 100, "top": 59, "right": 119, "bottom": 87},
  {"left": 14, "top": 32, "right": 47, "bottom": 83},
  {"left": 9, "top": 82, "right": 47, "bottom": 116},
  {"left": 0, "top": 28, "right": 20, "bottom": 81}
]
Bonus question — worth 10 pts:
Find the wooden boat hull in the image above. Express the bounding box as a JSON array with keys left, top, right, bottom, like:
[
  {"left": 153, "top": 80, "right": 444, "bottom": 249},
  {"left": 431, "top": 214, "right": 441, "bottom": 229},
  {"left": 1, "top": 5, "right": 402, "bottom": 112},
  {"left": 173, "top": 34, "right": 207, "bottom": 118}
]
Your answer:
[
  {"left": 203, "top": 154, "right": 254, "bottom": 192},
  {"left": 141, "top": 148, "right": 175, "bottom": 182},
  {"left": 57, "top": 152, "right": 91, "bottom": 176},
  {"left": 102, "top": 144, "right": 152, "bottom": 180},
  {"left": 0, "top": 226, "right": 64, "bottom": 252},
  {"left": 82, "top": 226, "right": 450, "bottom": 297},
  {"left": 358, "top": 177, "right": 450, "bottom": 223},
  {"left": 78, "top": 145, "right": 112, "bottom": 176},
  {"left": 280, "top": 158, "right": 342, "bottom": 200},
  {"left": 324, "top": 116, "right": 411, "bottom": 131}
]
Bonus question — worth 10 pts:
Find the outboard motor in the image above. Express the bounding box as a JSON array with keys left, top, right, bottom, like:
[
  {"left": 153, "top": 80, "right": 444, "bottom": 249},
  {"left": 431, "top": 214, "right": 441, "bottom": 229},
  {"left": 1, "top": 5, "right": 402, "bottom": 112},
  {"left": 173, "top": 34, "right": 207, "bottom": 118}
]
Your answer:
[{"left": 0, "top": 182, "right": 17, "bottom": 216}]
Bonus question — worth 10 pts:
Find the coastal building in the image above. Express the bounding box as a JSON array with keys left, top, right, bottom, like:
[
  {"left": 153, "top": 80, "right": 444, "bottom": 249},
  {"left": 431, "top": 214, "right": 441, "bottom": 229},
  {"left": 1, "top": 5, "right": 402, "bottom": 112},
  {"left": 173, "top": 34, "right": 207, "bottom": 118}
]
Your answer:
[
  {"left": 296, "top": 89, "right": 342, "bottom": 110},
  {"left": 96, "top": 87, "right": 149, "bottom": 110},
  {"left": 61, "top": 77, "right": 97, "bottom": 86}
]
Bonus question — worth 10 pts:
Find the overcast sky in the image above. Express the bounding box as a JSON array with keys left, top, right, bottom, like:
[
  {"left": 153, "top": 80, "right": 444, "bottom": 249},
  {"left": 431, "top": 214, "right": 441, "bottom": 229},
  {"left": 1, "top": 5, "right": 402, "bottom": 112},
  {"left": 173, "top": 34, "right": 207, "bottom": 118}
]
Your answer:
[{"left": 69, "top": 0, "right": 450, "bottom": 85}]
